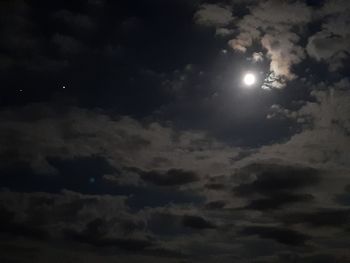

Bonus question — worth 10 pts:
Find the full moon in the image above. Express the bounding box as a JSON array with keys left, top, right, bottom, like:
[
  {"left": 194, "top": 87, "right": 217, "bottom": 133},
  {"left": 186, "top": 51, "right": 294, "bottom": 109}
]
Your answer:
[{"left": 243, "top": 73, "right": 256, "bottom": 86}]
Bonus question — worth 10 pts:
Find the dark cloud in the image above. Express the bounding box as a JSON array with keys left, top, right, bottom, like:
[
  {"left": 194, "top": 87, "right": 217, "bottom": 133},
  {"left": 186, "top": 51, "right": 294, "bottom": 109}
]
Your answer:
[
  {"left": 240, "top": 226, "right": 310, "bottom": 246},
  {"left": 205, "top": 182, "right": 226, "bottom": 190},
  {"left": 53, "top": 10, "right": 96, "bottom": 32},
  {"left": 0, "top": 190, "right": 192, "bottom": 257},
  {"left": 0, "top": 190, "right": 130, "bottom": 240},
  {"left": 253, "top": 252, "right": 350, "bottom": 263},
  {"left": 204, "top": 200, "right": 226, "bottom": 210},
  {"left": 65, "top": 225, "right": 153, "bottom": 251},
  {"left": 182, "top": 215, "right": 216, "bottom": 229},
  {"left": 0, "top": 156, "right": 117, "bottom": 193},
  {"left": 0, "top": 206, "right": 48, "bottom": 240},
  {"left": 52, "top": 34, "right": 86, "bottom": 55},
  {"left": 334, "top": 185, "right": 350, "bottom": 206},
  {"left": 140, "top": 169, "right": 199, "bottom": 186},
  {"left": 281, "top": 209, "right": 350, "bottom": 228},
  {"left": 233, "top": 163, "right": 321, "bottom": 197},
  {"left": 147, "top": 210, "right": 216, "bottom": 238},
  {"left": 244, "top": 193, "right": 314, "bottom": 211},
  {"left": 0, "top": 0, "right": 64, "bottom": 72}
]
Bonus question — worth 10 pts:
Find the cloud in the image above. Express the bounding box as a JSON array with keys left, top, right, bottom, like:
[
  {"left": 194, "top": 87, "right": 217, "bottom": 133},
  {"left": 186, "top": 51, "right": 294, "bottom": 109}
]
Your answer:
[
  {"left": 244, "top": 193, "right": 314, "bottom": 211},
  {"left": 0, "top": 1, "right": 75, "bottom": 72},
  {"left": 204, "top": 200, "right": 226, "bottom": 210},
  {"left": 255, "top": 252, "right": 350, "bottom": 263},
  {"left": 0, "top": 103, "right": 242, "bottom": 182},
  {"left": 140, "top": 168, "right": 199, "bottom": 186},
  {"left": 0, "top": 190, "right": 131, "bottom": 241},
  {"left": 281, "top": 209, "right": 350, "bottom": 228},
  {"left": 261, "top": 33, "right": 305, "bottom": 81},
  {"left": 335, "top": 184, "right": 350, "bottom": 206},
  {"left": 240, "top": 226, "right": 310, "bottom": 246},
  {"left": 253, "top": 83, "right": 350, "bottom": 169},
  {"left": 1, "top": 79, "right": 350, "bottom": 261},
  {"left": 194, "top": 4, "right": 234, "bottom": 27},
  {"left": 228, "top": 1, "right": 311, "bottom": 87},
  {"left": 307, "top": 14, "right": 350, "bottom": 71},
  {"left": 215, "top": 27, "right": 234, "bottom": 37},
  {"left": 193, "top": 0, "right": 329, "bottom": 88},
  {"left": 65, "top": 224, "right": 154, "bottom": 251},
  {"left": 54, "top": 10, "right": 96, "bottom": 31},
  {"left": 52, "top": 34, "right": 86, "bottom": 55},
  {"left": 0, "top": 189, "right": 194, "bottom": 258},
  {"left": 0, "top": 238, "right": 186, "bottom": 263},
  {"left": 0, "top": 205, "right": 49, "bottom": 240},
  {"left": 231, "top": 163, "right": 320, "bottom": 212},
  {"left": 182, "top": 215, "right": 216, "bottom": 229},
  {"left": 228, "top": 0, "right": 350, "bottom": 84},
  {"left": 0, "top": 1, "right": 117, "bottom": 72},
  {"left": 233, "top": 163, "right": 320, "bottom": 197},
  {"left": 252, "top": 52, "right": 264, "bottom": 63}
]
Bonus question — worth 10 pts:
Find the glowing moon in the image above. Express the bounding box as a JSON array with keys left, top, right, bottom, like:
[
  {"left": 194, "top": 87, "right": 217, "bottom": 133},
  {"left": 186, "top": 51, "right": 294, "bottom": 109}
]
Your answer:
[{"left": 243, "top": 73, "right": 256, "bottom": 86}]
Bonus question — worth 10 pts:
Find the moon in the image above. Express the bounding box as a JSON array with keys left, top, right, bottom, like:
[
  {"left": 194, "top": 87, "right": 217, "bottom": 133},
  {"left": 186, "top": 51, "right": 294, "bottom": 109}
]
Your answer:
[{"left": 243, "top": 73, "right": 256, "bottom": 86}]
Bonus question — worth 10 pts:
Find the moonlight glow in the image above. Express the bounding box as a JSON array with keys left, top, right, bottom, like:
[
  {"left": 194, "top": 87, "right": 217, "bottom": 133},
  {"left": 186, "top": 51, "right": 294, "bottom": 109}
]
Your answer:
[{"left": 243, "top": 73, "right": 256, "bottom": 86}]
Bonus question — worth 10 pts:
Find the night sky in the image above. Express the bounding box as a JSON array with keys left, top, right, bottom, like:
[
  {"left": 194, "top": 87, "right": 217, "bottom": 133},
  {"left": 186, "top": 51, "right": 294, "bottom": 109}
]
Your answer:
[{"left": 1, "top": 0, "right": 350, "bottom": 262}]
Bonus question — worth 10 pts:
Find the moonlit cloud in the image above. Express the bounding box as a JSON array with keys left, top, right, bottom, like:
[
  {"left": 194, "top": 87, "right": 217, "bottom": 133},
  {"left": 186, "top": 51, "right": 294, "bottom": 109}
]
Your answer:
[
  {"left": 194, "top": 0, "right": 317, "bottom": 88},
  {"left": 215, "top": 27, "right": 234, "bottom": 37},
  {"left": 0, "top": 103, "right": 242, "bottom": 177},
  {"left": 194, "top": 4, "right": 234, "bottom": 27},
  {"left": 253, "top": 80, "right": 350, "bottom": 170},
  {"left": 229, "top": 1, "right": 311, "bottom": 88},
  {"left": 251, "top": 52, "right": 264, "bottom": 63},
  {"left": 307, "top": 14, "right": 350, "bottom": 71}
]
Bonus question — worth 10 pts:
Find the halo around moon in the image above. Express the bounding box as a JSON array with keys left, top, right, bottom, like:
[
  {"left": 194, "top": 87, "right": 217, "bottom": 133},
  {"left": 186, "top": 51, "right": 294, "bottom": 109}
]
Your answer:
[{"left": 243, "top": 73, "right": 256, "bottom": 86}]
